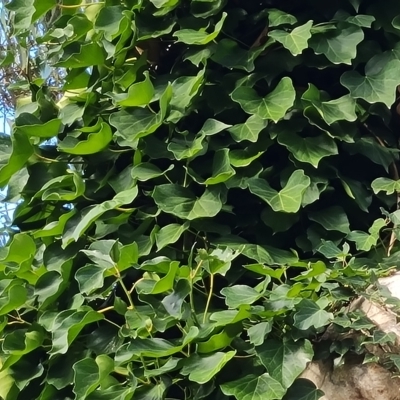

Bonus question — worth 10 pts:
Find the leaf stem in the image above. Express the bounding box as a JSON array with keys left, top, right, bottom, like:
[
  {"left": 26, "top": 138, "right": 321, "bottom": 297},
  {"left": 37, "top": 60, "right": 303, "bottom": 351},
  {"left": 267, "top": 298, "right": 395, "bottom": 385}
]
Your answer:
[
  {"left": 203, "top": 273, "right": 214, "bottom": 324},
  {"left": 114, "top": 267, "right": 135, "bottom": 309},
  {"left": 97, "top": 306, "right": 114, "bottom": 314}
]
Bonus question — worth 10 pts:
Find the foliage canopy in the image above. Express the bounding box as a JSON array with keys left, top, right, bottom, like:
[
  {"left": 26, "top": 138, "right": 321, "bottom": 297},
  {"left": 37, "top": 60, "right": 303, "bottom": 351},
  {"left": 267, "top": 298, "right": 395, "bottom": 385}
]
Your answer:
[{"left": 2, "top": 0, "right": 400, "bottom": 399}]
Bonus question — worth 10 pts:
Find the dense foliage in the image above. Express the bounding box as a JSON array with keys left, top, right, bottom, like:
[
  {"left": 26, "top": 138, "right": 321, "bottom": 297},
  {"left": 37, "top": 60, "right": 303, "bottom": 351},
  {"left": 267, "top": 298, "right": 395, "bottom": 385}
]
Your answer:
[{"left": 2, "top": 0, "right": 400, "bottom": 399}]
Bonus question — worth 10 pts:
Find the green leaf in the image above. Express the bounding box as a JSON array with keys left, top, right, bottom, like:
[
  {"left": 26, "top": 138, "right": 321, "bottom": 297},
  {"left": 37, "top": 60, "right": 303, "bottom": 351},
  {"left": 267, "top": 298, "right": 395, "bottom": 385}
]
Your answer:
[
  {"left": 15, "top": 116, "right": 61, "bottom": 138},
  {"left": 343, "top": 137, "right": 399, "bottom": 172},
  {"left": 309, "top": 206, "right": 350, "bottom": 234},
  {"left": 136, "top": 261, "right": 179, "bottom": 294},
  {"left": 153, "top": 184, "right": 222, "bottom": 220},
  {"left": 75, "top": 265, "right": 106, "bottom": 295},
  {"left": 161, "top": 279, "right": 191, "bottom": 319},
  {"left": 229, "top": 147, "right": 264, "bottom": 168},
  {"left": 283, "top": 379, "right": 324, "bottom": 400},
  {"left": 268, "top": 9, "right": 297, "bottom": 27},
  {"left": 2, "top": 327, "right": 44, "bottom": 369},
  {"left": 278, "top": 132, "right": 338, "bottom": 168},
  {"left": 293, "top": 299, "right": 333, "bottom": 330},
  {"left": 115, "top": 327, "right": 199, "bottom": 363},
  {"left": 110, "top": 85, "right": 172, "bottom": 145},
  {"left": 57, "top": 43, "right": 105, "bottom": 68},
  {"left": 155, "top": 222, "right": 189, "bottom": 251},
  {"left": 221, "top": 373, "right": 286, "bottom": 400},
  {"left": 63, "top": 187, "right": 138, "bottom": 247},
  {"left": 341, "top": 59, "right": 400, "bottom": 107},
  {"left": 198, "top": 324, "right": 242, "bottom": 353},
  {"left": 49, "top": 310, "right": 104, "bottom": 356},
  {"left": 109, "top": 72, "right": 154, "bottom": 107},
  {"left": 211, "top": 38, "right": 271, "bottom": 72},
  {"left": 248, "top": 170, "right": 311, "bottom": 213},
  {"left": 38, "top": 171, "right": 85, "bottom": 201},
  {"left": 371, "top": 177, "right": 400, "bottom": 194},
  {"left": 270, "top": 21, "right": 313, "bottom": 56},
  {"left": 94, "top": 6, "right": 126, "bottom": 41},
  {"left": 347, "top": 218, "right": 386, "bottom": 251},
  {"left": 221, "top": 285, "right": 263, "bottom": 308},
  {"left": 231, "top": 77, "right": 296, "bottom": 123},
  {"left": 174, "top": 12, "right": 227, "bottom": 45},
  {"left": 0, "top": 131, "right": 33, "bottom": 188},
  {"left": 310, "top": 23, "right": 363, "bottom": 64},
  {"left": 181, "top": 351, "right": 235, "bottom": 384},
  {"left": 256, "top": 339, "right": 314, "bottom": 389},
  {"left": 58, "top": 121, "right": 113, "bottom": 155},
  {"left": 73, "top": 356, "right": 114, "bottom": 399},
  {"left": 228, "top": 115, "right": 268, "bottom": 143},
  {"left": 205, "top": 149, "right": 235, "bottom": 185},
  {"left": 302, "top": 85, "right": 357, "bottom": 125},
  {"left": 131, "top": 163, "right": 174, "bottom": 182},
  {"left": 248, "top": 321, "right": 273, "bottom": 346}
]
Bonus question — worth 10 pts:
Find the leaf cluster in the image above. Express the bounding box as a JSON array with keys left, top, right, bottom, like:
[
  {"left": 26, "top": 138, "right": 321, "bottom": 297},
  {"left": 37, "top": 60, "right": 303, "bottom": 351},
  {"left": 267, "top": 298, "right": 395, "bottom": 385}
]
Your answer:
[{"left": 2, "top": 0, "right": 400, "bottom": 399}]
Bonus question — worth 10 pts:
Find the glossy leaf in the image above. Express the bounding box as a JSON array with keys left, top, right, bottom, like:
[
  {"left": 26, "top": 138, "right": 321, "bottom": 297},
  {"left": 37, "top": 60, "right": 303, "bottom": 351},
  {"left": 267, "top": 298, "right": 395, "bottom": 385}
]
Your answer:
[
  {"left": 231, "top": 77, "right": 296, "bottom": 123},
  {"left": 248, "top": 170, "right": 311, "bottom": 213}
]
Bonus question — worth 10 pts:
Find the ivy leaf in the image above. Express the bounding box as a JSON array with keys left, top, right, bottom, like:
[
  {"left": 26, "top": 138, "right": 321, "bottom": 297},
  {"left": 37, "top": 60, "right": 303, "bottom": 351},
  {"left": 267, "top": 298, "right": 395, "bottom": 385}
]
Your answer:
[
  {"left": 181, "top": 351, "right": 235, "bottom": 383},
  {"left": 268, "top": 9, "right": 297, "bottom": 27},
  {"left": 269, "top": 21, "right": 313, "bottom": 56},
  {"left": 15, "top": 116, "right": 61, "bottom": 138},
  {"left": 110, "top": 85, "right": 171, "bottom": 145},
  {"left": 256, "top": 339, "right": 314, "bottom": 389},
  {"left": 174, "top": 12, "right": 226, "bottom": 45},
  {"left": 283, "top": 379, "right": 324, "bottom": 400},
  {"left": 371, "top": 177, "right": 400, "bottom": 194},
  {"left": 115, "top": 327, "right": 199, "bottom": 363},
  {"left": 221, "top": 373, "right": 286, "bottom": 400},
  {"left": 221, "top": 285, "right": 263, "bottom": 308},
  {"left": 211, "top": 38, "right": 271, "bottom": 72},
  {"left": 231, "top": 77, "right": 296, "bottom": 123},
  {"left": 49, "top": 310, "right": 104, "bottom": 356},
  {"left": 0, "top": 131, "right": 33, "bottom": 188},
  {"left": 73, "top": 356, "right": 114, "bottom": 399},
  {"left": 131, "top": 163, "right": 174, "bottom": 182},
  {"left": 302, "top": 85, "right": 357, "bottom": 125},
  {"left": 278, "top": 132, "right": 338, "bottom": 167},
  {"left": 347, "top": 218, "right": 386, "bottom": 251},
  {"left": 341, "top": 59, "right": 400, "bottom": 107},
  {"left": 75, "top": 265, "right": 106, "bottom": 295},
  {"left": 2, "top": 327, "right": 44, "bottom": 369},
  {"left": 293, "top": 299, "right": 333, "bottom": 330},
  {"left": 228, "top": 115, "right": 268, "bottom": 143},
  {"left": 310, "top": 22, "right": 363, "bottom": 64},
  {"left": 248, "top": 170, "right": 311, "bottom": 213},
  {"left": 58, "top": 121, "right": 113, "bottom": 155},
  {"left": 63, "top": 187, "right": 138, "bottom": 247},
  {"left": 248, "top": 321, "right": 273, "bottom": 346},
  {"left": 86, "top": 385, "right": 134, "bottom": 400},
  {"left": 161, "top": 279, "right": 191, "bottom": 319},
  {"left": 94, "top": 6, "right": 126, "bottom": 41},
  {"left": 204, "top": 149, "right": 236, "bottom": 185},
  {"left": 343, "top": 137, "right": 399, "bottom": 172},
  {"left": 155, "top": 222, "right": 189, "bottom": 251},
  {"left": 153, "top": 184, "right": 222, "bottom": 220},
  {"left": 309, "top": 206, "right": 350, "bottom": 234},
  {"left": 109, "top": 72, "right": 154, "bottom": 107},
  {"left": 135, "top": 261, "right": 179, "bottom": 294},
  {"left": 57, "top": 43, "right": 106, "bottom": 68}
]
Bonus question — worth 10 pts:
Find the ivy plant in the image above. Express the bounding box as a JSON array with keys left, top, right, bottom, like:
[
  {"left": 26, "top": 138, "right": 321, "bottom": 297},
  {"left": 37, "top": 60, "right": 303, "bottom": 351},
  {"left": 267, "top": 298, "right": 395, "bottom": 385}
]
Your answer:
[{"left": 2, "top": 0, "right": 400, "bottom": 399}]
